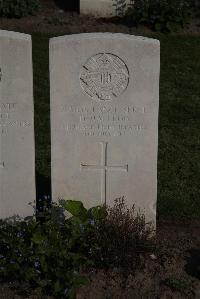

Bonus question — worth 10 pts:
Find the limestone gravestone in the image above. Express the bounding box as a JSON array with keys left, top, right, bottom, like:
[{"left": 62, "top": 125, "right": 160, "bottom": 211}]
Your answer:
[
  {"left": 50, "top": 33, "right": 160, "bottom": 223},
  {"left": 81, "top": 0, "right": 118, "bottom": 16},
  {"left": 81, "top": 0, "right": 131, "bottom": 16},
  {"left": 0, "top": 30, "right": 35, "bottom": 218}
]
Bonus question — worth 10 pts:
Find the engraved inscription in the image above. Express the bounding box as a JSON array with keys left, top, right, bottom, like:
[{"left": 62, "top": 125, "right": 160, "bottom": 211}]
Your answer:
[
  {"left": 80, "top": 53, "right": 129, "bottom": 101},
  {"left": 0, "top": 102, "right": 32, "bottom": 135},
  {"left": 81, "top": 142, "right": 128, "bottom": 204},
  {"left": 61, "top": 104, "right": 147, "bottom": 137}
]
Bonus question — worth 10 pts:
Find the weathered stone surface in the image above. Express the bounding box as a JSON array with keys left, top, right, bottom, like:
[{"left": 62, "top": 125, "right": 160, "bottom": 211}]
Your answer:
[
  {"left": 50, "top": 33, "right": 160, "bottom": 224},
  {"left": 81, "top": 0, "right": 116, "bottom": 17},
  {"left": 0, "top": 30, "right": 35, "bottom": 218},
  {"left": 80, "top": 0, "right": 130, "bottom": 17}
]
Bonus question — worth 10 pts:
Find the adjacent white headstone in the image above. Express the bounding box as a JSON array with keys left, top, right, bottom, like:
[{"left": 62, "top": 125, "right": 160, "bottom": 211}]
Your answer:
[
  {"left": 81, "top": 0, "right": 117, "bottom": 16},
  {"left": 80, "top": 0, "right": 130, "bottom": 16},
  {"left": 50, "top": 33, "right": 160, "bottom": 224},
  {"left": 0, "top": 30, "right": 35, "bottom": 218}
]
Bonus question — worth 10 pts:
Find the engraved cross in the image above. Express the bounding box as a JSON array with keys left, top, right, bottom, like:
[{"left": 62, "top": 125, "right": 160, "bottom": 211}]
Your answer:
[{"left": 80, "top": 142, "right": 128, "bottom": 204}]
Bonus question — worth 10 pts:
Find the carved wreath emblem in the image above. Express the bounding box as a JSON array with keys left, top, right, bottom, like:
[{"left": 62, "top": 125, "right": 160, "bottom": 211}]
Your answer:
[{"left": 80, "top": 53, "right": 129, "bottom": 101}]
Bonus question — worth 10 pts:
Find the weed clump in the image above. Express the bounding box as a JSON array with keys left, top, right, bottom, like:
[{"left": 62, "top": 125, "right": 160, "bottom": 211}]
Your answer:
[
  {"left": 87, "top": 197, "right": 155, "bottom": 270},
  {"left": 0, "top": 198, "right": 155, "bottom": 298}
]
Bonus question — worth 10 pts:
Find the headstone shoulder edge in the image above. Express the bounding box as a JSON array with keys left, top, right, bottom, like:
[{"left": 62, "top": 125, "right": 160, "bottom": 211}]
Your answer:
[
  {"left": 0, "top": 30, "right": 31, "bottom": 41},
  {"left": 49, "top": 33, "right": 160, "bottom": 47}
]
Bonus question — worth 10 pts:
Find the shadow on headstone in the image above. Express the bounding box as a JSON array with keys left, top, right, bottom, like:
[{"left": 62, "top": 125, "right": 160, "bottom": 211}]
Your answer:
[
  {"left": 36, "top": 172, "right": 51, "bottom": 214},
  {"left": 54, "top": 0, "right": 80, "bottom": 12}
]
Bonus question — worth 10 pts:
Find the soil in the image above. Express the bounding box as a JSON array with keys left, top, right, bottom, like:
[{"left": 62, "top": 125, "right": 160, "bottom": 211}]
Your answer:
[
  {"left": 77, "top": 218, "right": 200, "bottom": 299},
  {"left": 1, "top": 218, "right": 200, "bottom": 298},
  {"left": 0, "top": 1, "right": 200, "bottom": 298},
  {"left": 0, "top": 0, "right": 199, "bottom": 35}
]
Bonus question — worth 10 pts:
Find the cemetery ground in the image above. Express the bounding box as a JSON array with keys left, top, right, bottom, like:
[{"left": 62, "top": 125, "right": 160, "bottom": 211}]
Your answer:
[{"left": 1, "top": 2, "right": 200, "bottom": 299}]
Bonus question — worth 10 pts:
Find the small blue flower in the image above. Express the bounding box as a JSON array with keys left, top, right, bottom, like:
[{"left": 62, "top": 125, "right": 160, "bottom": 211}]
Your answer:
[
  {"left": 34, "top": 261, "right": 40, "bottom": 269},
  {"left": 17, "top": 231, "right": 24, "bottom": 238},
  {"left": 89, "top": 219, "right": 95, "bottom": 226}
]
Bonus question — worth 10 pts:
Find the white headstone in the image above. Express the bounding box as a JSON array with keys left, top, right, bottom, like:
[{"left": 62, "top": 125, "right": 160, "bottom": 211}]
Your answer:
[
  {"left": 0, "top": 30, "right": 35, "bottom": 218},
  {"left": 50, "top": 33, "right": 160, "bottom": 224},
  {"left": 81, "top": 0, "right": 117, "bottom": 16}
]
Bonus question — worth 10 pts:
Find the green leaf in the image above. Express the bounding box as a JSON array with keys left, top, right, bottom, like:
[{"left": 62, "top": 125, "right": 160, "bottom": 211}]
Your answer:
[
  {"left": 54, "top": 280, "right": 62, "bottom": 293},
  {"left": 73, "top": 275, "right": 90, "bottom": 287},
  {"left": 88, "top": 206, "right": 107, "bottom": 221},
  {"left": 68, "top": 288, "right": 76, "bottom": 299},
  {"left": 166, "top": 21, "right": 181, "bottom": 32},
  {"left": 59, "top": 200, "right": 88, "bottom": 220},
  {"left": 155, "top": 22, "right": 162, "bottom": 32},
  {"left": 31, "top": 232, "right": 44, "bottom": 245}
]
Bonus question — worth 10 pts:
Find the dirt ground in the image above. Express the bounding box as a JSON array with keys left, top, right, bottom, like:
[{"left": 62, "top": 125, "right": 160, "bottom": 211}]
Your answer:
[
  {"left": 77, "top": 218, "right": 200, "bottom": 299},
  {"left": 0, "top": 0, "right": 200, "bottom": 35},
  {"left": 1, "top": 218, "right": 200, "bottom": 299}
]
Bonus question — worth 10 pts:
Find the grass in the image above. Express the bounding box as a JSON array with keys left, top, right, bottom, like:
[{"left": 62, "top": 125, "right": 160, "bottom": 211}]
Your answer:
[
  {"left": 158, "top": 35, "right": 200, "bottom": 218},
  {"left": 32, "top": 33, "right": 200, "bottom": 218}
]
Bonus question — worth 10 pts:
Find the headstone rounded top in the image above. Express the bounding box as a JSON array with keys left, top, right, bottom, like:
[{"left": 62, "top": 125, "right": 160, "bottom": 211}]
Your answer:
[
  {"left": 50, "top": 33, "right": 160, "bottom": 46},
  {"left": 0, "top": 30, "right": 31, "bottom": 40}
]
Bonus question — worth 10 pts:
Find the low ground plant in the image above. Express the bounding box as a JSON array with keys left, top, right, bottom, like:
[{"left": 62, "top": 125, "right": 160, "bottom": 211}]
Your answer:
[
  {"left": 0, "top": 0, "right": 39, "bottom": 18},
  {"left": 112, "top": 0, "right": 127, "bottom": 16},
  {"left": 84, "top": 197, "right": 155, "bottom": 270},
  {"left": 124, "top": 0, "right": 194, "bottom": 32},
  {"left": 0, "top": 198, "right": 156, "bottom": 298},
  {"left": 164, "top": 276, "right": 193, "bottom": 293}
]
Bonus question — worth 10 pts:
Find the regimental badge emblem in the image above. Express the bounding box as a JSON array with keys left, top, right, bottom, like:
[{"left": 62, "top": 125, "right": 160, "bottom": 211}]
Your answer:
[{"left": 80, "top": 53, "right": 129, "bottom": 101}]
